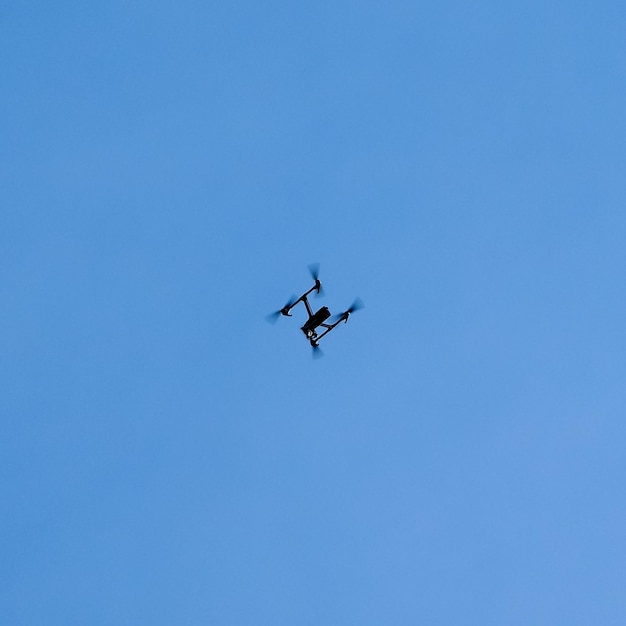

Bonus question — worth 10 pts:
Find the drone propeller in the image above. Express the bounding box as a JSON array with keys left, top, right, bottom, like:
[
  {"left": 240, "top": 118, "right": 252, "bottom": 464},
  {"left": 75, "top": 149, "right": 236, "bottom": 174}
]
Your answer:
[
  {"left": 312, "top": 343, "right": 324, "bottom": 359},
  {"left": 331, "top": 297, "right": 364, "bottom": 322},
  {"left": 265, "top": 294, "right": 297, "bottom": 324},
  {"left": 308, "top": 262, "right": 320, "bottom": 281},
  {"left": 346, "top": 297, "right": 364, "bottom": 314},
  {"left": 308, "top": 262, "right": 325, "bottom": 296}
]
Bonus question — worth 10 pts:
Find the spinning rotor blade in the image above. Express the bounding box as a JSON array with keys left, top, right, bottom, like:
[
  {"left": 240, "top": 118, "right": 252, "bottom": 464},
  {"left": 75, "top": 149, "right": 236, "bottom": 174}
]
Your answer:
[
  {"left": 330, "top": 297, "right": 364, "bottom": 322},
  {"left": 308, "top": 263, "right": 325, "bottom": 296},
  {"left": 308, "top": 263, "right": 320, "bottom": 281},
  {"left": 346, "top": 297, "right": 364, "bottom": 314},
  {"left": 312, "top": 343, "right": 324, "bottom": 359},
  {"left": 265, "top": 310, "right": 282, "bottom": 324},
  {"left": 265, "top": 294, "right": 297, "bottom": 324}
]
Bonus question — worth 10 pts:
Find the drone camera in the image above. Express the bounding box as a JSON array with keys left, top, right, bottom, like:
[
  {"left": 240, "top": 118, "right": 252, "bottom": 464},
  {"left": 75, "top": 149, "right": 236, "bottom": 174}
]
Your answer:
[{"left": 301, "top": 306, "right": 331, "bottom": 336}]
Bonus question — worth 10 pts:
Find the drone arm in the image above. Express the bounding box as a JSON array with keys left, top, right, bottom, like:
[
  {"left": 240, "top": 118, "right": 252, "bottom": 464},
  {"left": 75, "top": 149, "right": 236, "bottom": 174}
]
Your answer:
[
  {"left": 312, "top": 315, "right": 346, "bottom": 343},
  {"left": 298, "top": 281, "right": 322, "bottom": 316},
  {"left": 301, "top": 295, "right": 313, "bottom": 316}
]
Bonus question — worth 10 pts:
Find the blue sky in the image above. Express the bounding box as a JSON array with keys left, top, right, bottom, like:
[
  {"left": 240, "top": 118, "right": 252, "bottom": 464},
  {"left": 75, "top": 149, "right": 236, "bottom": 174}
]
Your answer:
[{"left": 2, "top": 1, "right": 626, "bottom": 624}]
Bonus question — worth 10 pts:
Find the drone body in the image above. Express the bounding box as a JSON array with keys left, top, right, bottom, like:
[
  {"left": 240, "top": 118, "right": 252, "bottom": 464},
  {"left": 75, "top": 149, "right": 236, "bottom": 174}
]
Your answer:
[{"left": 268, "top": 264, "right": 363, "bottom": 357}]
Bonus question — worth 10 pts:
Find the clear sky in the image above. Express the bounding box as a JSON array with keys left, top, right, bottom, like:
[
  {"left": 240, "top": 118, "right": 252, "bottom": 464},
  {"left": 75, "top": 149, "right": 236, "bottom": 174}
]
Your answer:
[{"left": 2, "top": 1, "right": 626, "bottom": 624}]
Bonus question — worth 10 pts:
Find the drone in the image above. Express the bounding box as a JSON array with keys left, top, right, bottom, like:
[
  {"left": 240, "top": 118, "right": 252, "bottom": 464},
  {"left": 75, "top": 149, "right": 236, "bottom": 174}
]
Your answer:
[{"left": 267, "top": 264, "right": 363, "bottom": 357}]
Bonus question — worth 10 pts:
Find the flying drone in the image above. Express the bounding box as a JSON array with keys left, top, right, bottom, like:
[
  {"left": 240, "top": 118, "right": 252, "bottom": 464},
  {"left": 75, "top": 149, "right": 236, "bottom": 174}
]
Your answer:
[{"left": 267, "top": 264, "right": 363, "bottom": 357}]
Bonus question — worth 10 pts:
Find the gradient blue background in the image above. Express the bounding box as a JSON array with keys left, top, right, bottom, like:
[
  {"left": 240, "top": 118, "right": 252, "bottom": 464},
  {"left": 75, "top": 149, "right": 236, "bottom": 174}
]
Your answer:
[{"left": 2, "top": 2, "right": 626, "bottom": 624}]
